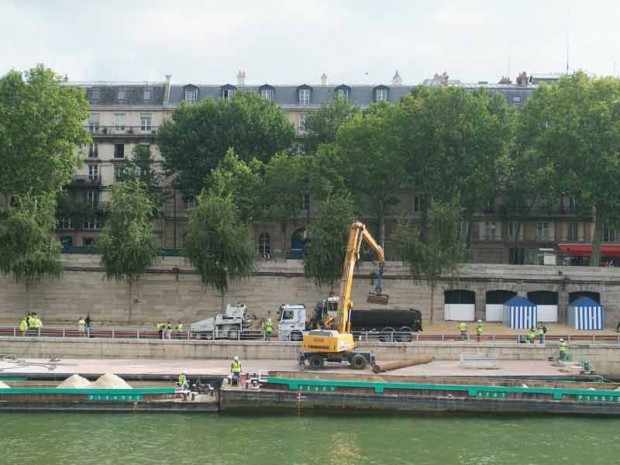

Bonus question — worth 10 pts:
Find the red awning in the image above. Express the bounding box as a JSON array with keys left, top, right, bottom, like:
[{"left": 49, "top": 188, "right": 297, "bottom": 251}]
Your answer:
[{"left": 558, "top": 243, "right": 620, "bottom": 257}]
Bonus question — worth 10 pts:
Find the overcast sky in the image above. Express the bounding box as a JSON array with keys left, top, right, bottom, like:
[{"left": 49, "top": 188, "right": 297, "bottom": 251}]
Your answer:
[{"left": 2, "top": 0, "right": 619, "bottom": 86}]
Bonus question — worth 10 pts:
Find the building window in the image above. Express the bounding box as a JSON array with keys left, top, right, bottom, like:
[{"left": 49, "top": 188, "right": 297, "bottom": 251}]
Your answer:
[
  {"left": 507, "top": 221, "right": 519, "bottom": 240},
  {"left": 113, "top": 113, "right": 125, "bottom": 132},
  {"left": 185, "top": 196, "right": 197, "bottom": 211},
  {"left": 258, "top": 232, "right": 271, "bottom": 258},
  {"left": 83, "top": 218, "right": 102, "bottom": 230},
  {"left": 117, "top": 89, "right": 126, "bottom": 101},
  {"left": 260, "top": 87, "right": 274, "bottom": 100},
  {"left": 83, "top": 237, "right": 96, "bottom": 247},
  {"left": 375, "top": 88, "right": 388, "bottom": 102},
  {"left": 335, "top": 86, "right": 350, "bottom": 100},
  {"left": 90, "top": 88, "right": 100, "bottom": 100},
  {"left": 58, "top": 218, "right": 73, "bottom": 230},
  {"left": 114, "top": 144, "right": 125, "bottom": 159},
  {"left": 114, "top": 165, "right": 125, "bottom": 181},
  {"left": 300, "top": 193, "right": 309, "bottom": 211},
  {"left": 143, "top": 89, "right": 151, "bottom": 101},
  {"left": 566, "top": 223, "right": 579, "bottom": 241},
  {"left": 602, "top": 227, "right": 620, "bottom": 243},
  {"left": 537, "top": 222, "right": 550, "bottom": 241},
  {"left": 140, "top": 115, "right": 152, "bottom": 132},
  {"left": 88, "top": 143, "right": 98, "bottom": 158},
  {"left": 88, "top": 113, "right": 100, "bottom": 134},
  {"left": 298, "top": 113, "right": 307, "bottom": 134},
  {"left": 222, "top": 87, "right": 235, "bottom": 100},
  {"left": 86, "top": 189, "right": 99, "bottom": 206},
  {"left": 484, "top": 221, "right": 496, "bottom": 241},
  {"left": 88, "top": 164, "right": 100, "bottom": 181},
  {"left": 412, "top": 197, "right": 421, "bottom": 212},
  {"left": 60, "top": 236, "right": 73, "bottom": 248},
  {"left": 184, "top": 88, "right": 198, "bottom": 103},
  {"left": 299, "top": 88, "right": 310, "bottom": 105}
]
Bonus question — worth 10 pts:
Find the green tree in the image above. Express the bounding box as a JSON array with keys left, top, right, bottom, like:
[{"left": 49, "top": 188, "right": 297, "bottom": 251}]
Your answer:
[
  {"left": 334, "top": 102, "right": 404, "bottom": 247},
  {"left": 184, "top": 193, "right": 256, "bottom": 304},
  {"left": 0, "top": 65, "right": 90, "bottom": 197},
  {"left": 99, "top": 179, "right": 159, "bottom": 321},
  {"left": 303, "top": 195, "right": 356, "bottom": 289},
  {"left": 207, "top": 149, "right": 264, "bottom": 223},
  {"left": 392, "top": 199, "right": 467, "bottom": 323},
  {"left": 517, "top": 73, "right": 620, "bottom": 266},
  {"left": 0, "top": 194, "right": 62, "bottom": 309},
  {"left": 158, "top": 91, "right": 295, "bottom": 195},
  {"left": 396, "top": 86, "right": 512, "bottom": 245},
  {"left": 117, "top": 144, "right": 167, "bottom": 213},
  {"left": 304, "top": 97, "right": 358, "bottom": 153}
]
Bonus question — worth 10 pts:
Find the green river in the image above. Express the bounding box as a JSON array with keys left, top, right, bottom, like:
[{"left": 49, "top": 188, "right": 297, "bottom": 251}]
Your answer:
[{"left": 1, "top": 413, "right": 618, "bottom": 465}]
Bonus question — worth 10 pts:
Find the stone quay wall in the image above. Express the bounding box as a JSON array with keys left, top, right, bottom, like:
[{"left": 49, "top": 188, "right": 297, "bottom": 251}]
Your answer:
[{"left": 1, "top": 255, "right": 620, "bottom": 328}]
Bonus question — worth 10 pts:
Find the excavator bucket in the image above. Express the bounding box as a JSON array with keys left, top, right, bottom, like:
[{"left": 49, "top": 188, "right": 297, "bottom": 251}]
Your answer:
[{"left": 366, "top": 292, "right": 389, "bottom": 305}]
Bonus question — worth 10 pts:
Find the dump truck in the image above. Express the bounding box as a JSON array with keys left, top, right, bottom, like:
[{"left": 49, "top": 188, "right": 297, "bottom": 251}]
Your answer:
[
  {"left": 190, "top": 303, "right": 252, "bottom": 340},
  {"left": 277, "top": 299, "right": 423, "bottom": 343}
]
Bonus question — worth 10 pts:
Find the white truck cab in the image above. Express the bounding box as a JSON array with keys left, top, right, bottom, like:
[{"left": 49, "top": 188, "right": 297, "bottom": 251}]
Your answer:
[{"left": 277, "top": 304, "right": 306, "bottom": 341}]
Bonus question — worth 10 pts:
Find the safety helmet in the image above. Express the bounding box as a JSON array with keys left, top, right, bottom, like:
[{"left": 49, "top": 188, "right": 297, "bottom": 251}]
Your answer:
[
  {"left": 234, "top": 356, "right": 239, "bottom": 361},
  {"left": 478, "top": 320, "right": 482, "bottom": 323},
  {"left": 559, "top": 338, "right": 564, "bottom": 342}
]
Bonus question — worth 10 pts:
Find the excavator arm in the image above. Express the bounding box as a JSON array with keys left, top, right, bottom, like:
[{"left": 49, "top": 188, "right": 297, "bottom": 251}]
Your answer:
[{"left": 335, "top": 222, "right": 387, "bottom": 334}]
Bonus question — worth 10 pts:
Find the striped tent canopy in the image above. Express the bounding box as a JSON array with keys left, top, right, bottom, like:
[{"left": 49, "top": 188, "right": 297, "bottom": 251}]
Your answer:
[
  {"left": 568, "top": 297, "right": 605, "bottom": 330},
  {"left": 503, "top": 296, "right": 537, "bottom": 329}
]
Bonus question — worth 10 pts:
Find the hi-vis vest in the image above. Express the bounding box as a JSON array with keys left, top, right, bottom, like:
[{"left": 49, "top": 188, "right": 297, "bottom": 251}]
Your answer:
[{"left": 231, "top": 360, "right": 241, "bottom": 373}]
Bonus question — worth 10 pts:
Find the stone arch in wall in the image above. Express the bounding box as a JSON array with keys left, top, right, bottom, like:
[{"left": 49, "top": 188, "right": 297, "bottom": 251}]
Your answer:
[
  {"left": 527, "top": 290, "right": 559, "bottom": 322},
  {"left": 569, "top": 291, "right": 600, "bottom": 304},
  {"left": 485, "top": 290, "right": 517, "bottom": 321},
  {"left": 444, "top": 289, "right": 476, "bottom": 321},
  {"left": 288, "top": 228, "right": 307, "bottom": 259}
]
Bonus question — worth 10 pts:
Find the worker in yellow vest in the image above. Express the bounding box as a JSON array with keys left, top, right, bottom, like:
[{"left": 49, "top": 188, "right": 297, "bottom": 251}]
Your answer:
[
  {"left": 264, "top": 318, "right": 274, "bottom": 341},
  {"left": 231, "top": 356, "right": 242, "bottom": 386},
  {"left": 31, "top": 313, "right": 42, "bottom": 336},
  {"left": 78, "top": 317, "right": 86, "bottom": 337},
  {"left": 476, "top": 320, "right": 483, "bottom": 342},
  {"left": 19, "top": 316, "right": 28, "bottom": 336},
  {"left": 458, "top": 322, "right": 468, "bottom": 341},
  {"left": 558, "top": 338, "right": 567, "bottom": 361},
  {"left": 178, "top": 372, "right": 189, "bottom": 390},
  {"left": 175, "top": 321, "right": 184, "bottom": 339}
]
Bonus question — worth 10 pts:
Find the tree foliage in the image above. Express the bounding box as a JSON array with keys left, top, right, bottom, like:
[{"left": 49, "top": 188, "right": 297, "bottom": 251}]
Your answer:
[
  {"left": 0, "top": 195, "right": 62, "bottom": 282},
  {"left": 303, "top": 195, "right": 356, "bottom": 288},
  {"left": 99, "top": 179, "right": 159, "bottom": 285},
  {"left": 184, "top": 193, "right": 256, "bottom": 293},
  {"left": 516, "top": 73, "right": 620, "bottom": 265},
  {"left": 392, "top": 199, "right": 467, "bottom": 322},
  {"left": 262, "top": 153, "right": 309, "bottom": 222},
  {"left": 158, "top": 91, "right": 295, "bottom": 195},
  {"left": 304, "top": 97, "right": 358, "bottom": 153},
  {"left": 0, "top": 65, "right": 90, "bottom": 197}
]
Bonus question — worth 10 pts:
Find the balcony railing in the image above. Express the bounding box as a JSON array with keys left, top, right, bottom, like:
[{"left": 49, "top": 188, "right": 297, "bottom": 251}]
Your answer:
[
  {"left": 87, "top": 125, "right": 158, "bottom": 136},
  {"left": 71, "top": 175, "right": 101, "bottom": 186}
]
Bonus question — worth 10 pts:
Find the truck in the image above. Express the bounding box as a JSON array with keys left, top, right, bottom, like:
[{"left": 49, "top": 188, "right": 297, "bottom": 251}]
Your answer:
[
  {"left": 278, "top": 299, "right": 423, "bottom": 343},
  {"left": 190, "top": 303, "right": 253, "bottom": 340}
]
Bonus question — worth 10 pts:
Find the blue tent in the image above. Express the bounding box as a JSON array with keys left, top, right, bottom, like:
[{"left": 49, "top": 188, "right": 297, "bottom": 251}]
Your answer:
[
  {"left": 568, "top": 297, "right": 604, "bottom": 330},
  {"left": 503, "top": 296, "right": 537, "bottom": 329}
]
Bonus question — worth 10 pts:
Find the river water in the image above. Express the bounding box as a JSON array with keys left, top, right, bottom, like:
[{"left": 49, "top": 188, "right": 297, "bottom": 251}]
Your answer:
[{"left": 1, "top": 413, "right": 618, "bottom": 465}]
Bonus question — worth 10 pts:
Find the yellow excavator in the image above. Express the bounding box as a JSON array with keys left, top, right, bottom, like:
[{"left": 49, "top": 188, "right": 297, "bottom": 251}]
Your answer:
[{"left": 300, "top": 221, "right": 389, "bottom": 370}]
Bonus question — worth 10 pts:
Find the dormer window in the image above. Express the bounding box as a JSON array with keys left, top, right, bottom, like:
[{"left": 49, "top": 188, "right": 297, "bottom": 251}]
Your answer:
[
  {"left": 90, "top": 88, "right": 100, "bottom": 100},
  {"left": 117, "top": 89, "right": 126, "bottom": 101},
  {"left": 221, "top": 84, "right": 236, "bottom": 100},
  {"left": 183, "top": 85, "right": 199, "bottom": 103},
  {"left": 259, "top": 84, "right": 275, "bottom": 101},
  {"left": 374, "top": 85, "right": 389, "bottom": 102},
  {"left": 335, "top": 85, "right": 351, "bottom": 100},
  {"left": 143, "top": 89, "right": 152, "bottom": 102},
  {"left": 297, "top": 85, "right": 312, "bottom": 105}
]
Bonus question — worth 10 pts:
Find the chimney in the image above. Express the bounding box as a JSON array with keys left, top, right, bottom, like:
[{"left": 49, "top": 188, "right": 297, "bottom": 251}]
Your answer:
[
  {"left": 164, "top": 74, "right": 172, "bottom": 104},
  {"left": 237, "top": 70, "right": 246, "bottom": 86},
  {"left": 392, "top": 70, "right": 402, "bottom": 86},
  {"left": 63, "top": 74, "right": 69, "bottom": 82},
  {"left": 320, "top": 73, "right": 328, "bottom": 86}
]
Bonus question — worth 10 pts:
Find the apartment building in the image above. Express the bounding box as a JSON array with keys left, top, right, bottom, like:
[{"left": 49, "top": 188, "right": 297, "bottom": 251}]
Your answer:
[{"left": 59, "top": 71, "right": 609, "bottom": 265}]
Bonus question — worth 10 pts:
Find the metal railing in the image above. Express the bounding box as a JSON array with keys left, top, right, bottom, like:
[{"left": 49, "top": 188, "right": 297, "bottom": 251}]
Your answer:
[
  {"left": 86, "top": 125, "right": 159, "bottom": 136},
  {"left": 1, "top": 326, "right": 617, "bottom": 344}
]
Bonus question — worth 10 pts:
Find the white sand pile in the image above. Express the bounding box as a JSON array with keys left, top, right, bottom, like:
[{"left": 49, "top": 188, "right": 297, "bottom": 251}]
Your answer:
[
  {"left": 91, "top": 373, "right": 132, "bottom": 389},
  {"left": 57, "top": 374, "right": 92, "bottom": 389},
  {"left": 0, "top": 381, "right": 11, "bottom": 389}
]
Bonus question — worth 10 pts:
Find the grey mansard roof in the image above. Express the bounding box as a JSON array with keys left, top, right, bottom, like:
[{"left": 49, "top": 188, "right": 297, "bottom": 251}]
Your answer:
[{"left": 75, "top": 83, "right": 166, "bottom": 106}]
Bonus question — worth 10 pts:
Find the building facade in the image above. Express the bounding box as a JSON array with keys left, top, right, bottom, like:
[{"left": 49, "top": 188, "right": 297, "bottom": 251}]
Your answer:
[{"left": 60, "top": 71, "right": 610, "bottom": 265}]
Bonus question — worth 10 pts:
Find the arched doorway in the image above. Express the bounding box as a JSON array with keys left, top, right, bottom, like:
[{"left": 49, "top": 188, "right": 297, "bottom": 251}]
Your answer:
[
  {"left": 289, "top": 228, "right": 307, "bottom": 258},
  {"left": 527, "top": 290, "right": 559, "bottom": 322},
  {"left": 485, "top": 290, "right": 516, "bottom": 321},
  {"left": 444, "top": 290, "right": 476, "bottom": 321},
  {"left": 569, "top": 291, "right": 600, "bottom": 304}
]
